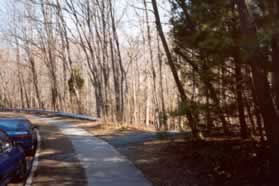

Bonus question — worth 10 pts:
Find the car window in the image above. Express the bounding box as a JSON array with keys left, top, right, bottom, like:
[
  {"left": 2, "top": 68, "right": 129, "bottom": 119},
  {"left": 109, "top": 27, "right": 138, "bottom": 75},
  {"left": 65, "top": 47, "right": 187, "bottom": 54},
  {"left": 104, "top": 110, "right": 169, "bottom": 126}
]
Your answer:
[
  {"left": 0, "top": 120, "right": 20, "bottom": 130},
  {"left": 18, "top": 120, "right": 31, "bottom": 130},
  {"left": 0, "top": 119, "right": 30, "bottom": 130},
  {"left": 0, "top": 130, "right": 12, "bottom": 152},
  {"left": 0, "top": 130, "right": 10, "bottom": 143}
]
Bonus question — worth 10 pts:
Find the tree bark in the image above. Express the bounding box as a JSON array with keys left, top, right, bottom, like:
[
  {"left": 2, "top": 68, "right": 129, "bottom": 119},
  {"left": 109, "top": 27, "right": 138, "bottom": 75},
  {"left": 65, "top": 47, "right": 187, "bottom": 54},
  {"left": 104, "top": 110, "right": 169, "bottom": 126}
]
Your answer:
[
  {"left": 233, "top": 46, "right": 248, "bottom": 138},
  {"left": 151, "top": 0, "right": 199, "bottom": 137},
  {"left": 236, "top": 0, "right": 279, "bottom": 181}
]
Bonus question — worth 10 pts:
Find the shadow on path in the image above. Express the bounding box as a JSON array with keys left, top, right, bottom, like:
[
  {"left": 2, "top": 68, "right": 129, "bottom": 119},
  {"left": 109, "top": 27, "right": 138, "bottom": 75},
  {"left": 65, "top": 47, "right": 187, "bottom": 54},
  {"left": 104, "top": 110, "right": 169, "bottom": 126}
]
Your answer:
[{"left": 30, "top": 117, "right": 87, "bottom": 186}]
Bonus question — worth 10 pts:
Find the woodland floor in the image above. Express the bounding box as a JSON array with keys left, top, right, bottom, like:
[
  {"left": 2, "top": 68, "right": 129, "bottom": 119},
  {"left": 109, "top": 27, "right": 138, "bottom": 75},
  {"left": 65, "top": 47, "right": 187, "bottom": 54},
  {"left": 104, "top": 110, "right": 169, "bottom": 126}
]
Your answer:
[{"left": 75, "top": 121, "right": 273, "bottom": 186}]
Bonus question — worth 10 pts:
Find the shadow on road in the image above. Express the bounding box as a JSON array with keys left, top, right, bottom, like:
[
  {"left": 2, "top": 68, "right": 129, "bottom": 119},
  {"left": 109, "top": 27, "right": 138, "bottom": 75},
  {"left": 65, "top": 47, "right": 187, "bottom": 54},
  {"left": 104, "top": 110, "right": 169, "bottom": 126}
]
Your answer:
[{"left": 27, "top": 117, "right": 87, "bottom": 186}]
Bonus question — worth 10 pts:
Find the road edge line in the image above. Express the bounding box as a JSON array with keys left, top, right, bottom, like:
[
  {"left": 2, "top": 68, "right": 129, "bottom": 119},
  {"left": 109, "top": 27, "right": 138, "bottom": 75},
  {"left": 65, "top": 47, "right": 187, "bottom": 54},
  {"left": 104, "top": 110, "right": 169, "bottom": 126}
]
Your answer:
[{"left": 25, "top": 129, "right": 41, "bottom": 186}]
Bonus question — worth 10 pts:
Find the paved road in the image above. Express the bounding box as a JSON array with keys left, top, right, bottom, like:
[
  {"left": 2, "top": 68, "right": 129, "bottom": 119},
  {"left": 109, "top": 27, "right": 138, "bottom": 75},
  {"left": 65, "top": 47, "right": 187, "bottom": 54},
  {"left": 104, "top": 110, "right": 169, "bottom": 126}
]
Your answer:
[
  {"left": 29, "top": 116, "right": 87, "bottom": 186},
  {"left": 34, "top": 116, "right": 151, "bottom": 186},
  {"left": 101, "top": 131, "right": 191, "bottom": 148}
]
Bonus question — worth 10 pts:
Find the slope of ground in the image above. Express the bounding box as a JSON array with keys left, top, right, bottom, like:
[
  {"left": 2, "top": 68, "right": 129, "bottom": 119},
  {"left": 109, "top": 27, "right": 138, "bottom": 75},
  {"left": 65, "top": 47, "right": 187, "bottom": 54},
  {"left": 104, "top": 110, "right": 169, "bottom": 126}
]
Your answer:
[{"left": 75, "top": 121, "right": 272, "bottom": 186}]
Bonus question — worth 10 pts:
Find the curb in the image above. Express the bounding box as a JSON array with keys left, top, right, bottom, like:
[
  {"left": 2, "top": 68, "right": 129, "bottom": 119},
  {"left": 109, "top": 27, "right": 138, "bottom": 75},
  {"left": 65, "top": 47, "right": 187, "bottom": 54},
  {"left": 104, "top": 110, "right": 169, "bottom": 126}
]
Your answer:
[
  {"left": 25, "top": 129, "right": 41, "bottom": 186},
  {"left": 0, "top": 108, "right": 98, "bottom": 122}
]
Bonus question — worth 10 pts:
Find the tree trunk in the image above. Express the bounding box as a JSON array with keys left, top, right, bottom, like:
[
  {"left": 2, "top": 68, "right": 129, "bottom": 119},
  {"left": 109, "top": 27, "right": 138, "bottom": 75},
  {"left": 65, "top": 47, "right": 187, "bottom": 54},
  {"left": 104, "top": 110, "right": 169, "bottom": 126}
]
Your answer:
[
  {"left": 151, "top": 0, "right": 199, "bottom": 138},
  {"left": 157, "top": 35, "right": 167, "bottom": 130},
  {"left": 109, "top": 0, "right": 125, "bottom": 122},
  {"left": 175, "top": 48, "right": 230, "bottom": 135},
  {"left": 236, "top": 0, "right": 279, "bottom": 181},
  {"left": 145, "top": 80, "right": 151, "bottom": 127},
  {"left": 271, "top": 33, "right": 279, "bottom": 110},
  {"left": 234, "top": 48, "right": 248, "bottom": 138}
]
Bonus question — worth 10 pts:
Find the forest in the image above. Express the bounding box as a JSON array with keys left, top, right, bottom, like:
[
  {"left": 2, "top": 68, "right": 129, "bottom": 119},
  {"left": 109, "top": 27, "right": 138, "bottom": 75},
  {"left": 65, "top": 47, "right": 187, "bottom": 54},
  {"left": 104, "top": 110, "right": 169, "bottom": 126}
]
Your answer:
[{"left": 0, "top": 0, "right": 279, "bottom": 185}]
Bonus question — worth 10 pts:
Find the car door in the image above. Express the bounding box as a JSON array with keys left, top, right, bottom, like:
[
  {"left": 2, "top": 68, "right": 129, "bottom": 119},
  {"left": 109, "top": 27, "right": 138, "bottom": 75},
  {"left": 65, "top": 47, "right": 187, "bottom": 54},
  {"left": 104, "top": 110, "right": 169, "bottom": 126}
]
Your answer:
[
  {"left": 0, "top": 139, "right": 10, "bottom": 185},
  {"left": 0, "top": 130, "right": 17, "bottom": 185}
]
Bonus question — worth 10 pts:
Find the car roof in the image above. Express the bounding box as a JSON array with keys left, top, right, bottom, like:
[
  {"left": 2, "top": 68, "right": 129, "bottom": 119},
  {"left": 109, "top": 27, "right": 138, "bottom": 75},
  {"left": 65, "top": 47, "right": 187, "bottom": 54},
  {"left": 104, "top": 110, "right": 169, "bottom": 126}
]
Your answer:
[
  {"left": 0, "top": 117, "right": 27, "bottom": 121},
  {"left": 0, "top": 117, "right": 29, "bottom": 121}
]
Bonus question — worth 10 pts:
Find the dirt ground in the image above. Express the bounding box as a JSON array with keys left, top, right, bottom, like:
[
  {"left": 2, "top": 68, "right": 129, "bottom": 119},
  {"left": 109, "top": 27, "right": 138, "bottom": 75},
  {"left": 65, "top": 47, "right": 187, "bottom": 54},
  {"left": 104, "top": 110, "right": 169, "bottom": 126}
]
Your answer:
[
  {"left": 2, "top": 112, "right": 271, "bottom": 186},
  {"left": 75, "top": 120, "right": 273, "bottom": 186}
]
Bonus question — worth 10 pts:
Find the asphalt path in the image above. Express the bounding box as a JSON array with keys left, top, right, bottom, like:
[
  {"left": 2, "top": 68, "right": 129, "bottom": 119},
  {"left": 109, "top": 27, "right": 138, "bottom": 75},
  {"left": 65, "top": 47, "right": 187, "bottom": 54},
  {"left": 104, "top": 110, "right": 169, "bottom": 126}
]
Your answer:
[
  {"left": 28, "top": 116, "right": 87, "bottom": 186},
  {"left": 3, "top": 113, "right": 153, "bottom": 186},
  {"left": 45, "top": 117, "right": 151, "bottom": 186},
  {"left": 101, "top": 131, "right": 191, "bottom": 148}
]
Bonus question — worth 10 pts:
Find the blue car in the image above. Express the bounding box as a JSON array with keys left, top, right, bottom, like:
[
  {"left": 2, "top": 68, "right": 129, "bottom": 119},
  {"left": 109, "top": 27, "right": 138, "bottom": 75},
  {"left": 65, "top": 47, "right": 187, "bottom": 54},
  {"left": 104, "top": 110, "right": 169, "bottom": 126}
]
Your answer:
[
  {"left": 0, "top": 118, "right": 37, "bottom": 156},
  {"left": 0, "top": 129, "right": 27, "bottom": 185}
]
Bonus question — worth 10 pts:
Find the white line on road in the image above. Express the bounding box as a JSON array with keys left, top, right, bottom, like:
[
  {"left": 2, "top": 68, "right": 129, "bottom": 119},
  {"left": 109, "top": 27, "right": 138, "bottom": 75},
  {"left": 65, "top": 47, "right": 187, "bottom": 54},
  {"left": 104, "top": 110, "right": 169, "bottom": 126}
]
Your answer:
[{"left": 25, "top": 129, "right": 41, "bottom": 186}]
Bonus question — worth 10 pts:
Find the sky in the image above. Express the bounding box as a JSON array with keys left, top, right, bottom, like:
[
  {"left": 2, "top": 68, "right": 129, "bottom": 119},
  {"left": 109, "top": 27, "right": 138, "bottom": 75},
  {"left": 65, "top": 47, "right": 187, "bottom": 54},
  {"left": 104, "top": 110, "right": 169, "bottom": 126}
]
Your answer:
[
  {"left": 0, "top": 0, "right": 171, "bottom": 48},
  {"left": 0, "top": 0, "right": 8, "bottom": 47},
  {"left": 112, "top": 0, "right": 171, "bottom": 46}
]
